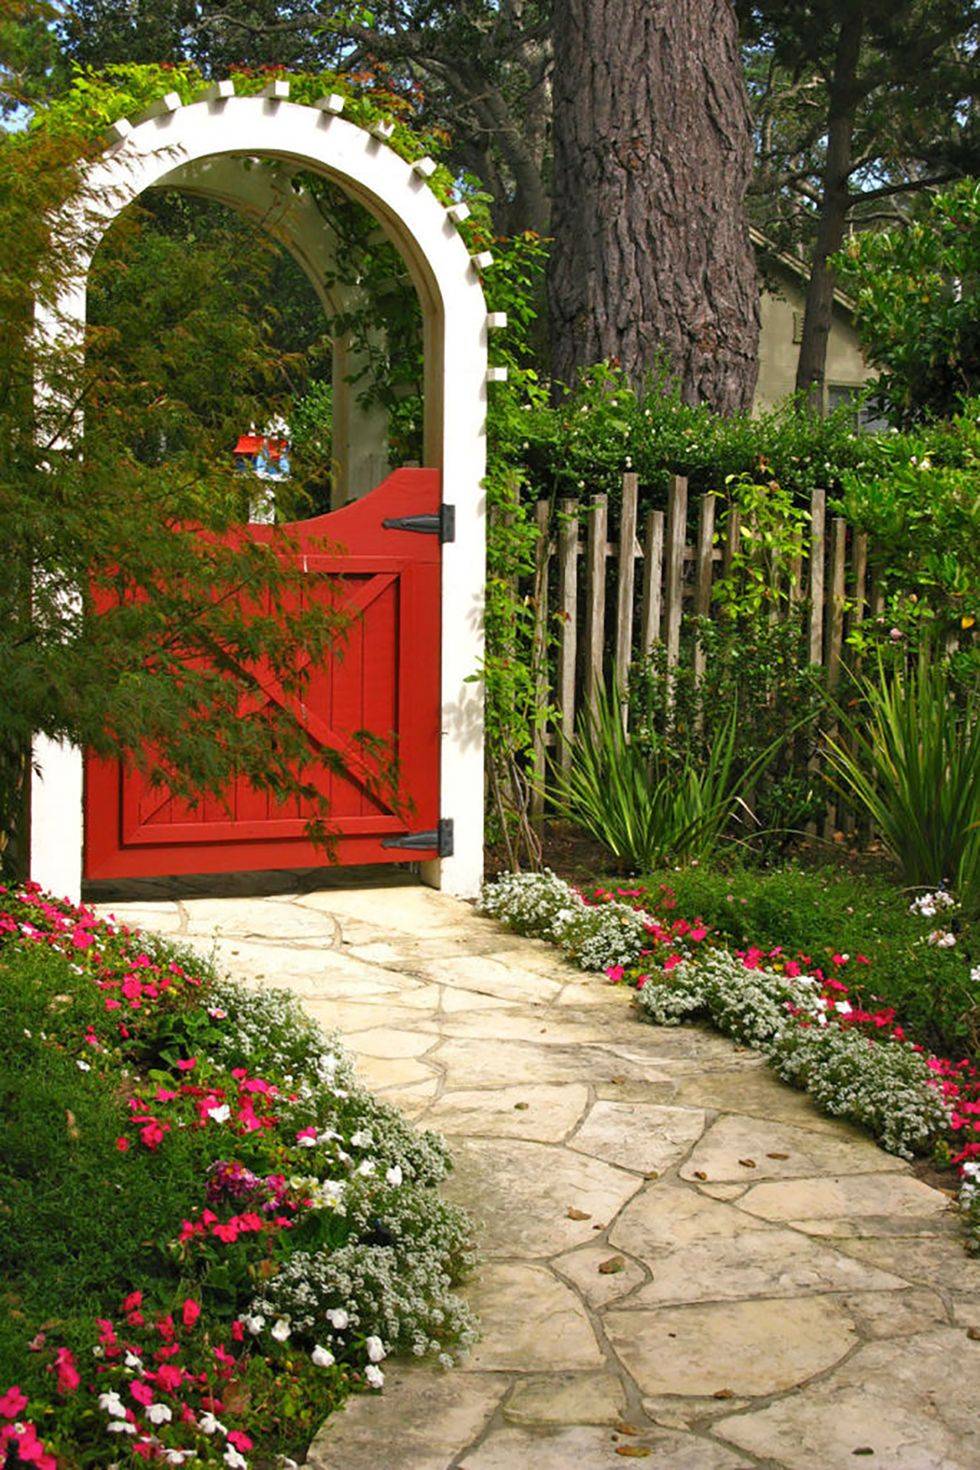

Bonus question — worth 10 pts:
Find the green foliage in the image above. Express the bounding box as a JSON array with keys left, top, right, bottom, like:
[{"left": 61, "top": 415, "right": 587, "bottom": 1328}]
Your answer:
[
  {"left": 635, "top": 864, "right": 978, "bottom": 1060},
  {"left": 834, "top": 181, "right": 980, "bottom": 426},
  {"left": 508, "top": 362, "right": 896, "bottom": 508},
  {"left": 553, "top": 683, "right": 777, "bottom": 873},
  {"left": 837, "top": 398, "right": 980, "bottom": 651},
  {"left": 824, "top": 660, "right": 980, "bottom": 915}
]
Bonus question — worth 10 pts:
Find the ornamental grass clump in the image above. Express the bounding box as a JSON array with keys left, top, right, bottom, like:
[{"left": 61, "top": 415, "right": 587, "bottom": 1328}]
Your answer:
[
  {"left": 552, "top": 684, "right": 771, "bottom": 872},
  {"left": 0, "top": 882, "right": 475, "bottom": 1469},
  {"left": 825, "top": 660, "right": 980, "bottom": 916}
]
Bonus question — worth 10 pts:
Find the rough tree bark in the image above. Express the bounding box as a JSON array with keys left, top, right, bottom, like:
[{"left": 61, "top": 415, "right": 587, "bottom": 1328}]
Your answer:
[{"left": 548, "top": 0, "right": 760, "bottom": 412}]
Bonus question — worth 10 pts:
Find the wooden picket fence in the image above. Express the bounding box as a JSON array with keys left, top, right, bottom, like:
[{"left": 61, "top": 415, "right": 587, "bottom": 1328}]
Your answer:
[{"left": 523, "top": 473, "right": 879, "bottom": 835}]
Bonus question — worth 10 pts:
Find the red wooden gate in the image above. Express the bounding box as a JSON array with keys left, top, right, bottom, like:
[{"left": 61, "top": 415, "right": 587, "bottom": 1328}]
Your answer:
[{"left": 83, "top": 469, "right": 443, "bottom": 880}]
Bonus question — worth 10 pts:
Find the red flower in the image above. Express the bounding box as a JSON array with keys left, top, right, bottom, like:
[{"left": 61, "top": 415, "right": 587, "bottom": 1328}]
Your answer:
[
  {"left": 181, "top": 1299, "right": 201, "bottom": 1330},
  {"left": 115, "top": 1137, "right": 130, "bottom": 1152}
]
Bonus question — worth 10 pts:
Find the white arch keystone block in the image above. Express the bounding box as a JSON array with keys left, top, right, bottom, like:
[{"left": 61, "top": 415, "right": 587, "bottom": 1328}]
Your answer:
[
  {"left": 261, "top": 80, "right": 290, "bottom": 101},
  {"left": 486, "top": 312, "right": 508, "bottom": 330},
  {"left": 315, "top": 94, "right": 346, "bottom": 115},
  {"left": 446, "top": 202, "right": 470, "bottom": 224},
  {"left": 32, "top": 94, "right": 489, "bottom": 903},
  {"left": 486, "top": 366, "right": 509, "bottom": 382},
  {"left": 139, "top": 92, "right": 182, "bottom": 122}
]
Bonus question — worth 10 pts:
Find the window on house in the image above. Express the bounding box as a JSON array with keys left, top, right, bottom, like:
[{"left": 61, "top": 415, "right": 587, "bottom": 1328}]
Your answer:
[{"left": 826, "top": 383, "right": 891, "bottom": 433}]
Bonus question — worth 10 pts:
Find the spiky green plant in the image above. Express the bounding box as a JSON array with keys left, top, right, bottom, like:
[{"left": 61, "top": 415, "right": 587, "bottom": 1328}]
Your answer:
[
  {"left": 552, "top": 682, "right": 774, "bottom": 872},
  {"left": 825, "top": 661, "right": 980, "bottom": 913}
]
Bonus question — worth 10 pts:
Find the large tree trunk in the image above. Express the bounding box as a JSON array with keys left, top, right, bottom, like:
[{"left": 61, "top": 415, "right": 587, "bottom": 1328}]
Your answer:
[
  {"left": 795, "top": 13, "right": 864, "bottom": 404},
  {"left": 548, "top": 0, "right": 759, "bottom": 412}
]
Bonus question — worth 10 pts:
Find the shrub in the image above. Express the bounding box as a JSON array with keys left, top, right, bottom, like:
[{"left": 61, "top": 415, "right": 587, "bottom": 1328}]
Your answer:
[{"left": 833, "top": 180, "right": 980, "bottom": 427}]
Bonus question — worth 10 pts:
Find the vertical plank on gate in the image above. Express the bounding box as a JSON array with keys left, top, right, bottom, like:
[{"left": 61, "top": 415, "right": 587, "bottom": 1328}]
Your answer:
[
  {"left": 584, "top": 492, "right": 608, "bottom": 713},
  {"left": 614, "top": 473, "right": 639, "bottom": 702},
  {"left": 693, "top": 492, "right": 717, "bottom": 684},
  {"left": 808, "top": 488, "right": 826, "bottom": 666},
  {"left": 556, "top": 499, "right": 579, "bottom": 772},
  {"left": 664, "top": 475, "right": 688, "bottom": 667},
  {"left": 826, "top": 517, "right": 847, "bottom": 691},
  {"left": 530, "top": 498, "right": 551, "bottom": 823},
  {"left": 640, "top": 509, "right": 665, "bottom": 653}
]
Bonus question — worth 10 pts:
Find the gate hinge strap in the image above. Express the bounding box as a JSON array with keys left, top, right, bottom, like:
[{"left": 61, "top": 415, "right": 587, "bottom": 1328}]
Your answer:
[
  {"left": 381, "top": 818, "right": 454, "bottom": 857},
  {"left": 382, "top": 504, "right": 455, "bottom": 543}
]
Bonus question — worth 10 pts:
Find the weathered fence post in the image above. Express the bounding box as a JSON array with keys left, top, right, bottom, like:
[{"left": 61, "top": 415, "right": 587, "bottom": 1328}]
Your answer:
[
  {"left": 530, "top": 498, "right": 551, "bottom": 825},
  {"left": 693, "top": 492, "right": 717, "bottom": 686},
  {"left": 615, "top": 473, "right": 639, "bottom": 713},
  {"left": 556, "top": 498, "right": 579, "bottom": 772},
  {"left": 584, "top": 493, "right": 608, "bottom": 716},
  {"left": 640, "top": 509, "right": 665, "bottom": 654},
  {"left": 664, "top": 475, "right": 688, "bottom": 669}
]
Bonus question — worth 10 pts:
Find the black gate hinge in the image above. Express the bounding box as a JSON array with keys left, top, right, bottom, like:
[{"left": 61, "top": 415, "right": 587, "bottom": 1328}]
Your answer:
[
  {"left": 382, "top": 504, "right": 455, "bottom": 543},
  {"left": 381, "top": 818, "right": 454, "bottom": 857}
]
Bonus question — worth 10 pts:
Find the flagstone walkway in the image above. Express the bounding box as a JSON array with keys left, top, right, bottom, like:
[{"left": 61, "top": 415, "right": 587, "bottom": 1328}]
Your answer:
[{"left": 97, "top": 876, "right": 980, "bottom": 1470}]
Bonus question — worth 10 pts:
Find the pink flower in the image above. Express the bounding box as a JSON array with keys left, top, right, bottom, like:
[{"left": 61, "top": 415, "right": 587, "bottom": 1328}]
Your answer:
[
  {"left": 181, "top": 1299, "right": 200, "bottom": 1330},
  {"left": 122, "top": 1291, "right": 143, "bottom": 1312},
  {"left": 175, "top": 1058, "right": 196, "bottom": 1073},
  {"left": 663, "top": 954, "right": 683, "bottom": 972},
  {"left": 155, "top": 1088, "right": 178, "bottom": 1103},
  {"left": 115, "top": 1137, "right": 130, "bottom": 1152},
  {"left": 227, "top": 1430, "right": 253, "bottom": 1452},
  {"left": 689, "top": 925, "right": 708, "bottom": 942},
  {"left": 0, "top": 1386, "right": 28, "bottom": 1418},
  {"left": 783, "top": 960, "right": 801, "bottom": 978},
  {"left": 604, "top": 965, "right": 625, "bottom": 984},
  {"left": 53, "top": 1347, "right": 80, "bottom": 1395},
  {"left": 212, "top": 1221, "right": 239, "bottom": 1244},
  {"left": 130, "top": 1380, "right": 154, "bottom": 1407}
]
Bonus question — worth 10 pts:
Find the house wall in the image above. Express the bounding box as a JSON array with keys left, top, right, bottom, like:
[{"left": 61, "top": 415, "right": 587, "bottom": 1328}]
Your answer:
[{"left": 753, "top": 273, "right": 873, "bottom": 414}]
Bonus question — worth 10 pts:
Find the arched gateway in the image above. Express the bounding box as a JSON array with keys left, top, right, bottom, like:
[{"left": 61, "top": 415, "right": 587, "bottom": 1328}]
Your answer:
[{"left": 30, "top": 86, "right": 498, "bottom": 901}]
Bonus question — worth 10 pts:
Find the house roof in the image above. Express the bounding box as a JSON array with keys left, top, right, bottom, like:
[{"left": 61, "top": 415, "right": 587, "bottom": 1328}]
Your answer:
[{"left": 749, "top": 227, "right": 858, "bottom": 316}]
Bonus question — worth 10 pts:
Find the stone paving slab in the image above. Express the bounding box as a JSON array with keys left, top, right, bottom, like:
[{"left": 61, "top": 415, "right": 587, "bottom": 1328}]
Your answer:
[{"left": 97, "top": 881, "right": 979, "bottom": 1470}]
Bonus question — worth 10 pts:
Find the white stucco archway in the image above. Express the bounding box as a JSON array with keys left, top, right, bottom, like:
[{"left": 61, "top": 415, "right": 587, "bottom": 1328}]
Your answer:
[{"left": 30, "top": 87, "right": 501, "bottom": 901}]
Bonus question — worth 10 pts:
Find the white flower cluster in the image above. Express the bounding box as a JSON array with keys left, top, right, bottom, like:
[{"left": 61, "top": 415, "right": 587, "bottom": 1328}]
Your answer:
[
  {"left": 479, "top": 870, "right": 654, "bottom": 971},
  {"left": 636, "top": 948, "right": 952, "bottom": 1160},
  {"left": 769, "top": 1022, "right": 952, "bottom": 1159},
  {"left": 908, "top": 889, "right": 956, "bottom": 920},
  {"left": 249, "top": 1202, "right": 476, "bottom": 1369},
  {"left": 959, "top": 1160, "right": 980, "bottom": 1254}
]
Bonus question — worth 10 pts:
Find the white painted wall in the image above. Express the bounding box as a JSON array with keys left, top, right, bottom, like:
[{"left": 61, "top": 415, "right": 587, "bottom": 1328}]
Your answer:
[{"left": 31, "top": 93, "right": 490, "bottom": 900}]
